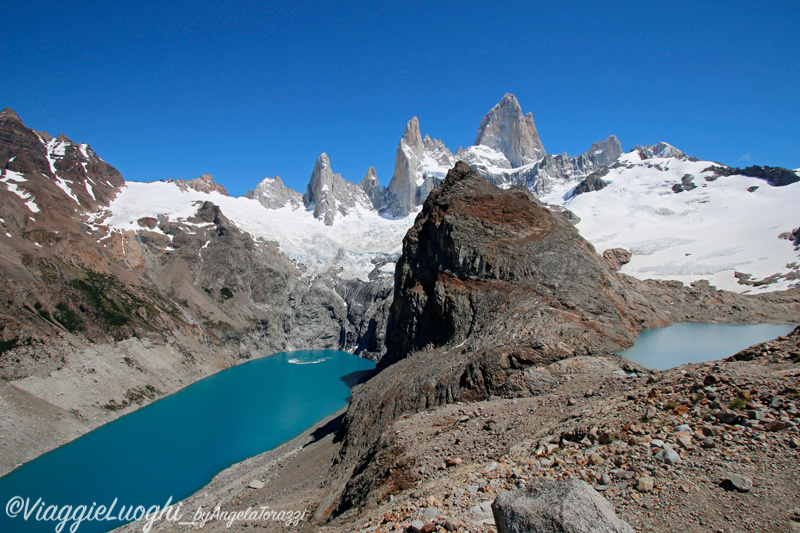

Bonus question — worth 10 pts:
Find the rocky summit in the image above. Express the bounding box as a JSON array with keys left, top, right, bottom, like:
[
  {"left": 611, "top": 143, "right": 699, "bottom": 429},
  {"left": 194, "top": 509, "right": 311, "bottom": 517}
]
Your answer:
[{"left": 474, "top": 93, "right": 546, "bottom": 167}]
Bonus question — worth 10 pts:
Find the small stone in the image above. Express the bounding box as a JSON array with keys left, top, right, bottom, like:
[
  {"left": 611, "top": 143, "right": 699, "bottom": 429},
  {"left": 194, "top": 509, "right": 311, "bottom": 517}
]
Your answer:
[
  {"left": 656, "top": 447, "right": 682, "bottom": 465},
  {"left": 715, "top": 410, "right": 740, "bottom": 425},
  {"left": 674, "top": 424, "right": 692, "bottom": 433},
  {"left": 681, "top": 485, "right": 691, "bottom": 493},
  {"left": 764, "top": 421, "right": 787, "bottom": 432},
  {"left": 676, "top": 435, "right": 693, "bottom": 449},
  {"left": 422, "top": 507, "right": 439, "bottom": 521},
  {"left": 702, "top": 425, "right": 725, "bottom": 437},
  {"left": 726, "top": 472, "right": 753, "bottom": 492},
  {"left": 649, "top": 438, "right": 665, "bottom": 448},
  {"left": 421, "top": 524, "right": 437, "bottom": 533},
  {"left": 589, "top": 453, "right": 604, "bottom": 466},
  {"left": 408, "top": 519, "right": 425, "bottom": 532},
  {"left": 644, "top": 405, "right": 658, "bottom": 420},
  {"left": 568, "top": 398, "right": 578, "bottom": 406},
  {"left": 636, "top": 476, "right": 655, "bottom": 493},
  {"left": 443, "top": 518, "right": 461, "bottom": 531},
  {"left": 247, "top": 479, "right": 265, "bottom": 489},
  {"left": 445, "top": 457, "right": 464, "bottom": 467},
  {"left": 789, "top": 437, "right": 800, "bottom": 448},
  {"left": 700, "top": 437, "right": 716, "bottom": 448},
  {"left": 789, "top": 508, "right": 800, "bottom": 522},
  {"left": 613, "top": 469, "right": 635, "bottom": 480}
]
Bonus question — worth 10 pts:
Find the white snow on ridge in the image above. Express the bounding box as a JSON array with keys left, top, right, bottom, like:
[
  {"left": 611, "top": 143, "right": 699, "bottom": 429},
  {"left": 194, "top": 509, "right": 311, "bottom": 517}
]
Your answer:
[
  {"left": 105, "top": 181, "right": 416, "bottom": 281},
  {"left": 544, "top": 153, "right": 800, "bottom": 293},
  {"left": 1, "top": 171, "right": 40, "bottom": 213}
]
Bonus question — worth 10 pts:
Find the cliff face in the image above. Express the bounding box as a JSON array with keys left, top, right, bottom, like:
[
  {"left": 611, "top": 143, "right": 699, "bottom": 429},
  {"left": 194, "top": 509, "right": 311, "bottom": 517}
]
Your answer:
[
  {"left": 325, "top": 162, "right": 800, "bottom": 517},
  {"left": 474, "top": 93, "right": 545, "bottom": 166},
  {"left": 381, "top": 161, "right": 638, "bottom": 370}
]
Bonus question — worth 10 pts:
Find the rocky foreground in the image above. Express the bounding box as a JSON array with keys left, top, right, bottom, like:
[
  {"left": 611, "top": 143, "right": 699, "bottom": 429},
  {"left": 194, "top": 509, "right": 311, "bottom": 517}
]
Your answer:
[
  {"left": 323, "top": 327, "right": 800, "bottom": 533},
  {"left": 132, "top": 326, "right": 799, "bottom": 533}
]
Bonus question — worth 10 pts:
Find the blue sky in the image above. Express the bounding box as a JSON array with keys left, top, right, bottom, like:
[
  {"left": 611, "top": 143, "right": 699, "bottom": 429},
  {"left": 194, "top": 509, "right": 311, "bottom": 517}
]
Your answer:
[{"left": 3, "top": 0, "right": 798, "bottom": 196}]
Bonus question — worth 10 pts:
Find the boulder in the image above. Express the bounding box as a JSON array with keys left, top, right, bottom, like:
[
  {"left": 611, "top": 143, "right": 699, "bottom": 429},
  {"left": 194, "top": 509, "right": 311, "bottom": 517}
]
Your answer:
[{"left": 491, "top": 479, "right": 635, "bottom": 533}]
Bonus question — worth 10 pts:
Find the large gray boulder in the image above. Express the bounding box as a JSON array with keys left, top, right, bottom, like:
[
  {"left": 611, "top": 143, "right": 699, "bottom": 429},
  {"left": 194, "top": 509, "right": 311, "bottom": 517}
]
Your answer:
[{"left": 491, "top": 479, "right": 635, "bottom": 533}]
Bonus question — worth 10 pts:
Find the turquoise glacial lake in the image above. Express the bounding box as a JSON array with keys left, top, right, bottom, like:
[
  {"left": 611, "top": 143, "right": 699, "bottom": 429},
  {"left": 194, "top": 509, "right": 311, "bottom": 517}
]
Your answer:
[
  {"left": 0, "top": 350, "right": 374, "bottom": 533},
  {"left": 618, "top": 323, "right": 796, "bottom": 370}
]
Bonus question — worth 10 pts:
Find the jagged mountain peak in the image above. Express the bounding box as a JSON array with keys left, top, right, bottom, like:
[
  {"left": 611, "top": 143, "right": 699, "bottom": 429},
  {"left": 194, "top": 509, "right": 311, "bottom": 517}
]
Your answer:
[
  {"left": 401, "top": 117, "right": 423, "bottom": 148},
  {"left": 244, "top": 174, "right": 303, "bottom": 210},
  {"left": 634, "top": 142, "right": 687, "bottom": 160},
  {"left": 358, "top": 166, "right": 383, "bottom": 209},
  {"left": 588, "top": 135, "right": 624, "bottom": 167},
  {"left": 167, "top": 174, "right": 229, "bottom": 196},
  {"left": 316, "top": 152, "right": 331, "bottom": 167},
  {"left": 0, "top": 107, "right": 23, "bottom": 124},
  {"left": 474, "top": 93, "right": 545, "bottom": 167},
  {"left": 304, "top": 152, "right": 371, "bottom": 225}
]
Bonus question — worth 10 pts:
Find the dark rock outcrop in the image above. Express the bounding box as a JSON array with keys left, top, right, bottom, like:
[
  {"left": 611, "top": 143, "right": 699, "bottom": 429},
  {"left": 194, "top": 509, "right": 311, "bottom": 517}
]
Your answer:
[
  {"left": 703, "top": 165, "right": 800, "bottom": 187},
  {"left": 381, "top": 161, "right": 639, "bottom": 369},
  {"left": 570, "top": 168, "right": 609, "bottom": 197},
  {"left": 672, "top": 174, "right": 697, "bottom": 193}
]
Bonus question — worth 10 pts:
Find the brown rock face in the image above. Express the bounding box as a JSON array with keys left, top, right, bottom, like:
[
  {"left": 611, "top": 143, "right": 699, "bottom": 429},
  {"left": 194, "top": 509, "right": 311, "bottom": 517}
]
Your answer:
[
  {"left": 603, "top": 248, "right": 633, "bottom": 271},
  {"left": 382, "top": 161, "right": 639, "bottom": 370}
]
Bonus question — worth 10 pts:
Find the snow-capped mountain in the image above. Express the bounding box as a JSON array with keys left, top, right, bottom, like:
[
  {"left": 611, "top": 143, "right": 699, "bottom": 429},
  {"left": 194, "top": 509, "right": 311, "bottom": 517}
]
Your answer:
[
  {"left": 473, "top": 92, "right": 546, "bottom": 166},
  {"left": 94, "top": 93, "right": 799, "bottom": 294},
  {"left": 376, "top": 94, "right": 623, "bottom": 215},
  {"left": 542, "top": 148, "right": 800, "bottom": 294},
  {"left": 1, "top": 101, "right": 798, "bottom": 477},
  {"left": 302, "top": 153, "right": 374, "bottom": 226}
]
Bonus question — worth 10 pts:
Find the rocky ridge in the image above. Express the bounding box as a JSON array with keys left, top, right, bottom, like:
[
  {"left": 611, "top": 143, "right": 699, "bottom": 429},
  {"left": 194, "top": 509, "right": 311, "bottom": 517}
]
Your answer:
[
  {"left": 168, "top": 174, "right": 229, "bottom": 195},
  {"left": 314, "top": 327, "right": 800, "bottom": 533},
  {"left": 320, "top": 163, "right": 800, "bottom": 520}
]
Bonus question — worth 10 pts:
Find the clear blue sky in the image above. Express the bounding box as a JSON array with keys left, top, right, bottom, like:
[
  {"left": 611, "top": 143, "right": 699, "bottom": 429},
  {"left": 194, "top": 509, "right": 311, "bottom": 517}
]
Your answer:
[{"left": 4, "top": 0, "right": 798, "bottom": 197}]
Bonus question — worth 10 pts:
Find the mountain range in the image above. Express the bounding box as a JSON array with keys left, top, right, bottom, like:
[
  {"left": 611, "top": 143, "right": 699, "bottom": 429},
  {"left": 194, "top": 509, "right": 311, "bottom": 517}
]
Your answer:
[{"left": 0, "top": 94, "right": 798, "bottom": 480}]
